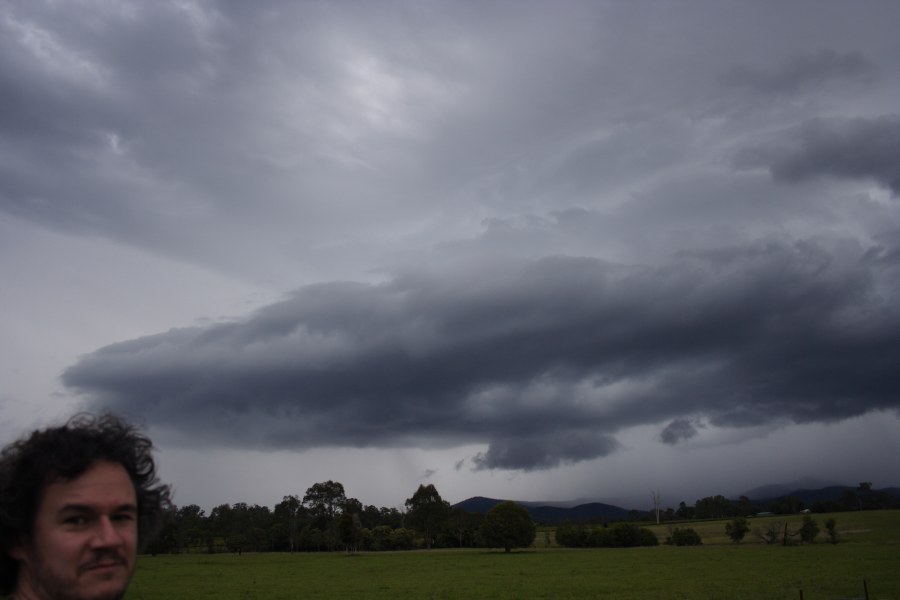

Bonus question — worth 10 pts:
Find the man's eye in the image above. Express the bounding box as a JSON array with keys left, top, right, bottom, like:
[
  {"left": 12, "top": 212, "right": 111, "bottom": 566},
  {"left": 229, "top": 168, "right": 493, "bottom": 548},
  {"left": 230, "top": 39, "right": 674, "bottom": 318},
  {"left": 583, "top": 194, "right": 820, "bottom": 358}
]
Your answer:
[
  {"left": 65, "top": 516, "right": 88, "bottom": 526},
  {"left": 113, "top": 513, "right": 136, "bottom": 522}
]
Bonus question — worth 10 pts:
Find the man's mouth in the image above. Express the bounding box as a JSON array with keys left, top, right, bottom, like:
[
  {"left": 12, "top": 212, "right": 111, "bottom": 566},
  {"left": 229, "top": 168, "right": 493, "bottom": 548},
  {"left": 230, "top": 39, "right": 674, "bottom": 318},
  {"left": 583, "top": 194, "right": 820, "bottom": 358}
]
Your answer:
[{"left": 80, "top": 557, "right": 127, "bottom": 574}]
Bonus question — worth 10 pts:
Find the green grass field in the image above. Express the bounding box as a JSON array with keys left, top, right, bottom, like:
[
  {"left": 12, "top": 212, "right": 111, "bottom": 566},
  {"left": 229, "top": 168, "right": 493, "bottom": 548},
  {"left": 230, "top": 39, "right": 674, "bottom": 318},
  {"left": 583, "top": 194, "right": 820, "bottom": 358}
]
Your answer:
[{"left": 126, "top": 511, "right": 900, "bottom": 600}]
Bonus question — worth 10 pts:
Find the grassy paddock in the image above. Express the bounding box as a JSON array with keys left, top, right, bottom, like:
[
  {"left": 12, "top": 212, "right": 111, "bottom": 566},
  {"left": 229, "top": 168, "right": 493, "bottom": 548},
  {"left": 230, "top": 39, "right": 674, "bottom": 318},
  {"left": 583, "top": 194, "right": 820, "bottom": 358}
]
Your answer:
[
  {"left": 126, "top": 511, "right": 900, "bottom": 600},
  {"left": 642, "top": 509, "right": 900, "bottom": 547}
]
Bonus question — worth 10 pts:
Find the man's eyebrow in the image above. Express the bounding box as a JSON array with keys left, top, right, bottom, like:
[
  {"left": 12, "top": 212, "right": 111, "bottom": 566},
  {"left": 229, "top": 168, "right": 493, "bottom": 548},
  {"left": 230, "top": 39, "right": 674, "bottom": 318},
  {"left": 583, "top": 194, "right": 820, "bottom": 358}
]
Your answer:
[{"left": 58, "top": 503, "right": 138, "bottom": 513}]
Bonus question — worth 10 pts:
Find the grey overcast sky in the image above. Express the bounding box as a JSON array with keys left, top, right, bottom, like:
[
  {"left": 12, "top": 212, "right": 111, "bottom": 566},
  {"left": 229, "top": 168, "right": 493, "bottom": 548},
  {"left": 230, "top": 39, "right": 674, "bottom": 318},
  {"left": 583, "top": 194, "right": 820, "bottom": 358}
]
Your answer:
[{"left": 2, "top": 0, "right": 900, "bottom": 512}]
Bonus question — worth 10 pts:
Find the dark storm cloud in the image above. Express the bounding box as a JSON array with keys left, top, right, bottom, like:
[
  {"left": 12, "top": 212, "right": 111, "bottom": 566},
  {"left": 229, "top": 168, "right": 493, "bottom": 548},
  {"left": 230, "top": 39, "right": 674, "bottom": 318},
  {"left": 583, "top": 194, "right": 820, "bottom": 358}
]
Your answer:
[
  {"left": 735, "top": 116, "right": 900, "bottom": 195},
  {"left": 472, "top": 431, "right": 620, "bottom": 471},
  {"left": 660, "top": 419, "right": 700, "bottom": 445},
  {"left": 64, "top": 237, "right": 900, "bottom": 470},
  {"left": 720, "top": 49, "right": 876, "bottom": 95}
]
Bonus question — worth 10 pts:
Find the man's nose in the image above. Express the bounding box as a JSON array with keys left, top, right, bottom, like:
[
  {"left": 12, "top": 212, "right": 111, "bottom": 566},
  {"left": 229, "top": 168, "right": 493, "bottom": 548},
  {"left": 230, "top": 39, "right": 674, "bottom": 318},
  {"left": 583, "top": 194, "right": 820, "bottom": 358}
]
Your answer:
[{"left": 91, "top": 517, "right": 124, "bottom": 548}]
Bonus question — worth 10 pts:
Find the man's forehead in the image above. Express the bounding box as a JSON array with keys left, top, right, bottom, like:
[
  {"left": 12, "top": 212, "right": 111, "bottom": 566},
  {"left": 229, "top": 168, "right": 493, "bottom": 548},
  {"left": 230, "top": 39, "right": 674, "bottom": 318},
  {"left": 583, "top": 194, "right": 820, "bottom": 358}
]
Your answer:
[{"left": 42, "top": 461, "right": 137, "bottom": 508}]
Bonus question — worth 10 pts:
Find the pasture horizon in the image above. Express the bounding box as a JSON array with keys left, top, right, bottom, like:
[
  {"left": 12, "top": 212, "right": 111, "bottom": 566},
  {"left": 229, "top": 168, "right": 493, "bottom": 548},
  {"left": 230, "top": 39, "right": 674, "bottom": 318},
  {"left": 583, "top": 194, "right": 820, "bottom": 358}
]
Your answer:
[{"left": 126, "top": 511, "right": 900, "bottom": 599}]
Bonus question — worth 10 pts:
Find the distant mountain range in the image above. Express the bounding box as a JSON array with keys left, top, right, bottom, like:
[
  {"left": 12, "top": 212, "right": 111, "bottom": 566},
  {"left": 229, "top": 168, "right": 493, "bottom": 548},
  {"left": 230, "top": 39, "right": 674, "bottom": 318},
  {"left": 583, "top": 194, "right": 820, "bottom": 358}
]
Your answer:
[
  {"left": 737, "top": 485, "right": 900, "bottom": 505},
  {"left": 738, "top": 477, "right": 843, "bottom": 500},
  {"left": 452, "top": 496, "right": 632, "bottom": 524},
  {"left": 453, "top": 482, "right": 900, "bottom": 524}
]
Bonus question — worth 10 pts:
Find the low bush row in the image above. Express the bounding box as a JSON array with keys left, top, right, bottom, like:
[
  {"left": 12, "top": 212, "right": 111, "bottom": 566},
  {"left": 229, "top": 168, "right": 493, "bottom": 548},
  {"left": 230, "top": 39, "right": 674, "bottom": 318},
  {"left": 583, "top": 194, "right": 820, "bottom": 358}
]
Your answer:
[{"left": 555, "top": 522, "right": 659, "bottom": 548}]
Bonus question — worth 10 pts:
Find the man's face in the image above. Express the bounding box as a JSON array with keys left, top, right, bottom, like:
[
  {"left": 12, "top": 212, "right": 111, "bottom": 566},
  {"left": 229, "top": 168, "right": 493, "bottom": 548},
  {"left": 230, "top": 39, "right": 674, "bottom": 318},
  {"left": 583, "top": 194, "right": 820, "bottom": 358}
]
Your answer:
[{"left": 10, "top": 460, "right": 138, "bottom": 600}]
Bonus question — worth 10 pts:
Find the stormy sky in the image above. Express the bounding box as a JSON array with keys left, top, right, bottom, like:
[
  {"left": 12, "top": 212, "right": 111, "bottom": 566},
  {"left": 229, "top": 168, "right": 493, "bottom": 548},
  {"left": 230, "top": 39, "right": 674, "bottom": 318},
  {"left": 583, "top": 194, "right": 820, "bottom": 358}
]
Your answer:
[{"left": 2, "top": 0, "right": 900, "bottom": 511}]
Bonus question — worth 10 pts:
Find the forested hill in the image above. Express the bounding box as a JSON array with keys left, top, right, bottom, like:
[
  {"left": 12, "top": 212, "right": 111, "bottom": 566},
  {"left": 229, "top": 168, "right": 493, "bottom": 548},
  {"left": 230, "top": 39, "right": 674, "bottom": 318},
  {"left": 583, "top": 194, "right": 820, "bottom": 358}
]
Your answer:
[
  {"left": 746, "top": 485, "right": 900, "bottom": 506},
  {"left": 454, "top": 485, "right": 900, "bottom": 524},
  {"left": 453, "top": 496, "right": 631, "bottom": 524}
]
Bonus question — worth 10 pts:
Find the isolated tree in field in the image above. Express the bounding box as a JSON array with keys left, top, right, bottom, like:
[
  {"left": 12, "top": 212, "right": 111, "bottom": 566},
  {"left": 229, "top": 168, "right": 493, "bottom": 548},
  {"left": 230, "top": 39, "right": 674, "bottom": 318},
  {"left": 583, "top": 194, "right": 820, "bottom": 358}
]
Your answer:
[
  {"left": 405, "top": 484, "right": 450, "bottom": 549},
  {"left": 756, "top": 521, "right": 785, "bottom": 545},
  {"left": 481, "top": 500, "right": 536, "bottom": 553},
  {"left": 799, "top": 515, "right": 820, "bottom": 544},
  {"left": 725, "top": 517, "right": 750, "bottom": 543},
  {"left": 825, "top": 518, "right": 838, "bottom": 544}
]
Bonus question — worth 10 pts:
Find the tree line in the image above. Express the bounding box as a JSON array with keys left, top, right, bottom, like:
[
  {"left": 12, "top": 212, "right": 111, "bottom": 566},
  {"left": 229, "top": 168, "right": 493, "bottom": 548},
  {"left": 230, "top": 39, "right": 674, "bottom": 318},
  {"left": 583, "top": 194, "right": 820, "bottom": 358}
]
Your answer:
[
  {"left": 145, "top": 481, "right": 535, "bottom": 555},
  {"left": 555, "top": 514, "right": 841, "bottom": 549},
  {"left": 145, "top": 480, "right": 895, "bottom": 555},
  {"left": 661, "top": 482, "right": 898, "bottom": 522}
]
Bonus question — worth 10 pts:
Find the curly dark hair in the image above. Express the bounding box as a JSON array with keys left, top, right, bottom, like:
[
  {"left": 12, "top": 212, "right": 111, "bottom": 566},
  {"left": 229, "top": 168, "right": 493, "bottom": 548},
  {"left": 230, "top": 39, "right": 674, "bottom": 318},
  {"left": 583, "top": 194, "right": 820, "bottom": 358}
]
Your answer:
[{"left": 0, "top": 413, "right": 172, "bottom": 594}]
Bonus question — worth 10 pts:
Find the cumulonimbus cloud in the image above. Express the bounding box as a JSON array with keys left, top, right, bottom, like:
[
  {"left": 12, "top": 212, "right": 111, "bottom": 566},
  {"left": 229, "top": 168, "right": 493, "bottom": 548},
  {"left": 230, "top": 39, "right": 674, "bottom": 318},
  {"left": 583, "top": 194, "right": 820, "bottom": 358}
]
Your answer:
[
  {"left": 63, "top": 237, "right": 900, "bottom": 470},
  {"left": 735, "top": 115, "right": 900, "bottom": 196}
]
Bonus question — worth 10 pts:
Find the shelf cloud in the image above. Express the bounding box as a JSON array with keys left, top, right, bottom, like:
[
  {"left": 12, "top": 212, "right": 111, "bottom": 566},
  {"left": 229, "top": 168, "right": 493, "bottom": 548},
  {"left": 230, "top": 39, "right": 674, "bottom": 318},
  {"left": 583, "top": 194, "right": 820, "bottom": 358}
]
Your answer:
[{"left": 65, "top": 238, "right": 900, "bottom": 470}]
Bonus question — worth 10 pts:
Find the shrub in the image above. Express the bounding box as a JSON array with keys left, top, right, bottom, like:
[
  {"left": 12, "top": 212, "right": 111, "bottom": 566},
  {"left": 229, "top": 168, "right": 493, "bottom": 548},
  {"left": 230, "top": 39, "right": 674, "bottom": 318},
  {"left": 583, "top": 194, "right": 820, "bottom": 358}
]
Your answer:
[
  {"left": 666, "top": 527, "right": 702, "bottom": 546},
  {"left": 639, "top": 527, "right": 660, "bottom": 547},
  {"left": 555, "top": 522, "right": 588, "bottom": 548},
  {"left": 799, "top": 515, "right": 820, "bottom": 544},
  {"left": 586, "top": 527, "right": 613, "bottom": 548},
  {"left": 556, "top": 523, "right": 658, "bottom": 548},
  {"left": 610, "top": 523, "right": 644, "bottom": 547},
  {"left": 389, "top": 527, "right": 415, "bottom": 550},
  {"left": 825, "top": 518, "right": 838, "bottom": 544},
  {"left": 725, "top": 518, "right": 750, "bottom": 543}
]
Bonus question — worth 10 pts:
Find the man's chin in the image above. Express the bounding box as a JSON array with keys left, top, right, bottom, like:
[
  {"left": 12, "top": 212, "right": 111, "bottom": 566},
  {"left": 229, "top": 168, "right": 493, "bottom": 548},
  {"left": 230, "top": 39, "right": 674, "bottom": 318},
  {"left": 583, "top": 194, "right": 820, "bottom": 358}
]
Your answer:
[
  {"left": 78, "top": 568, "right": 131, "bottom": 600},
  {"left": 78, "top": 583, "right": 129, "bottom": 600}
]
